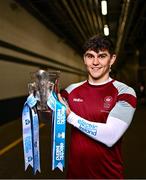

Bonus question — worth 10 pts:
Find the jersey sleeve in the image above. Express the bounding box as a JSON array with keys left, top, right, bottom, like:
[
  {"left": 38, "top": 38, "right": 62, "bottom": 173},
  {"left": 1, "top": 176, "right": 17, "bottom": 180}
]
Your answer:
[
  {"left": 67, "top": 85, "right": 137, "bottom": 147},
  {"left": 110, "top": 85, "right": 137, "bottom": 124}
]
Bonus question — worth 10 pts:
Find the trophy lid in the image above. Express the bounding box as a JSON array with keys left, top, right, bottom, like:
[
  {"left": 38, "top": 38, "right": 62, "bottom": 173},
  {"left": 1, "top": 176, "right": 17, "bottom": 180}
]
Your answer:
[{"left": 31, "top": 69, "right": 60, "bottom": 83}]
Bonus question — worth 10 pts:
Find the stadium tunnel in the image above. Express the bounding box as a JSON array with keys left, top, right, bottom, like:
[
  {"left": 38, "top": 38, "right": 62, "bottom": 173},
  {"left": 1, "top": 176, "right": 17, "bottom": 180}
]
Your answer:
[{"left": 0, "top": 0, "right": 146, "bottom": 178}]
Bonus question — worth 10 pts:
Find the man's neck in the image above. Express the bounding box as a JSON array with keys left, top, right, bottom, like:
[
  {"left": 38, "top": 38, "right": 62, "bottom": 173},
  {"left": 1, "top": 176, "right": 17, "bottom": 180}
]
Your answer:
[{"left": 88, "top": 77, "right": 112, "bottom": 85}]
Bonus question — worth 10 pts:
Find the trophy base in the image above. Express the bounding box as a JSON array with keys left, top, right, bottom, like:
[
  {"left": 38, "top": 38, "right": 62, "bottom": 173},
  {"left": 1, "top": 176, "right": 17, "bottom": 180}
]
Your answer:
[{"left": 38, "top": 109, "right": 52, "bottom": 124}]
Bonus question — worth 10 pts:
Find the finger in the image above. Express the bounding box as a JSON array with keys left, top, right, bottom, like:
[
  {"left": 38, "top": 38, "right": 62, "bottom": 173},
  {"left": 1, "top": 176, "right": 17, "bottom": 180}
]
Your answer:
[{"left": 58, "top": 93, "right": 65, "bottom": 105}]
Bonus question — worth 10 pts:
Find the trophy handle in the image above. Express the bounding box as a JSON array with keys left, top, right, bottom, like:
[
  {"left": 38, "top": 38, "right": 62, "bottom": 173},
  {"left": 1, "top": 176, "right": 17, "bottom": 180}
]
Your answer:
[
  {"left": 28, "top": 82, "right": 36, "bottom": 95},
  {"left": 54, "top": 79, "right": 59, "bottom": 94}
]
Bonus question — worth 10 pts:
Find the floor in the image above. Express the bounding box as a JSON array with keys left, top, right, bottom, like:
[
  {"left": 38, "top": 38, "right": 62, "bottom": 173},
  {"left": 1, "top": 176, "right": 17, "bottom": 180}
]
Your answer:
[{"left": 0, "top": 103, "right": 146, "bottom": 179}]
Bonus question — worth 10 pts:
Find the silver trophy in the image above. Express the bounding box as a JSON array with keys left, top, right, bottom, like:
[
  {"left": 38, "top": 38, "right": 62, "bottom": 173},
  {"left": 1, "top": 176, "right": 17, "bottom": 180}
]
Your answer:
[
  {"left": 25, "top": 69, "right": 66, "bottom": 172},
  {"left": 28, "top": 69, "right": 60, "bottom": 111}
]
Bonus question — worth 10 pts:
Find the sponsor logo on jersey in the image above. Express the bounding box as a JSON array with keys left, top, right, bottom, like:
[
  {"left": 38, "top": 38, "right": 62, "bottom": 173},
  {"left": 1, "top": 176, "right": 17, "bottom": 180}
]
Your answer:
[
  {"left": 78, "top": 119, "right": 97, "bottom": 136},
  {"left": 103, "top": 96, "right": 113, "bottom": 109},
  {"left": 73, "top": 98, "right": 83, "bottom": 102}
]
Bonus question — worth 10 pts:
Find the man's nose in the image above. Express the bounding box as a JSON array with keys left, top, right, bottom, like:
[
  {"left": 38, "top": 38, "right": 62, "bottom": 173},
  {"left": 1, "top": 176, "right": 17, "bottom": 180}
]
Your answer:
[{"left": 93, "top": 57, "right": 99, "bottom": 65}]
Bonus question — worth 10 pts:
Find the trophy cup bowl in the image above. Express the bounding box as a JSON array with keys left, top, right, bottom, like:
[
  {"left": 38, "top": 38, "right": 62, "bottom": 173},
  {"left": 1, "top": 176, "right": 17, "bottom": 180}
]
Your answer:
[{"left": 29, "top": 69, "right": 60, "bottom": 111}]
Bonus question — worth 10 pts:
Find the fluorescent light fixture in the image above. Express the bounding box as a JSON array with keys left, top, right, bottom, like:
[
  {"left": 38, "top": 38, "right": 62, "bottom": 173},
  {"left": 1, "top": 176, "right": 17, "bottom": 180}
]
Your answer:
[
  {"left": 101, "top": 0, "right": 107, "bottom": 15},
  {"left": 104, "top": 24, "right": 109, "bottom": 36}
]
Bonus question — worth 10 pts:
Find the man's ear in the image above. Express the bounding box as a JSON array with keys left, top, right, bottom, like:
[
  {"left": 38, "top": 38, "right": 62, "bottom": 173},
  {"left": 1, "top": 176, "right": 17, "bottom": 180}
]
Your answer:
[
  {"left": 83, "top": 55, "right": 87, "bottom": 65},
  {"left": 110, "top": 54, "right": 116, "bottom": 66}
]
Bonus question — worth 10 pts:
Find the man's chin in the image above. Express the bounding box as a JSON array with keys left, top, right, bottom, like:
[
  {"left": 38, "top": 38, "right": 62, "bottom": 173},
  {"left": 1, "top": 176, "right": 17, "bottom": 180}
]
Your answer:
[
  {"left": 90, "top": 72, "right": 101, "bottom": 79},
  {"left": 90, "top": 75, "right": 101, "bottom": 80}
]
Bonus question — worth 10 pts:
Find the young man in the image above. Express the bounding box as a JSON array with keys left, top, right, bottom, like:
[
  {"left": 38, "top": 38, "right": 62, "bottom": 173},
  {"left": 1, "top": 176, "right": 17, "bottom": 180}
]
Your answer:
[{"left": 59, "top": 35, "right": 137, "bottom": 179}]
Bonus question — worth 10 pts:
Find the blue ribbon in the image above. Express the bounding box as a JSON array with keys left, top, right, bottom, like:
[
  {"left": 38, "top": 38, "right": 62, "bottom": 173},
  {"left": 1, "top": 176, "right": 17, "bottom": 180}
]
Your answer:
[
  {"left": 47, "top": 92, "right": 66, "bottom": 171},
  {"left": 22, "top": 92, "right": 66, "bottom": 173},
  {"left": 22, "top": 94, "right": 40, "bottom": 174}
]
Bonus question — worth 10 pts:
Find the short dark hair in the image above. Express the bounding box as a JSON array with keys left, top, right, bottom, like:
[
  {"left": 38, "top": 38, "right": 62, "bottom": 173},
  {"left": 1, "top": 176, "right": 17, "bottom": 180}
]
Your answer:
[{"left": 82, "top": 35, "right": 115, "bottom": 55}]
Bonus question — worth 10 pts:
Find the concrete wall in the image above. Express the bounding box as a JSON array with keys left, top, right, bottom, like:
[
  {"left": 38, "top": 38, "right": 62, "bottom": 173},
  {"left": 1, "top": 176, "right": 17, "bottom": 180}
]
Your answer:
[{"left": 0, "top": 0, "right": 86, "bottom": 100}]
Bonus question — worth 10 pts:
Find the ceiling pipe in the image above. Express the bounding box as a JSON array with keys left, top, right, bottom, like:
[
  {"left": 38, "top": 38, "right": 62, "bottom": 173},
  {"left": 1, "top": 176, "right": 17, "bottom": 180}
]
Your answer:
[
  {"left": 90, "top": 7, "right": 100, "bottom": 34},
  {"left": 69, "top": 0, "right": 89, "bottom": 38},
  {"left": 115, "top": 0, "right": 131, "bottom": 56},
  {"left": 81, "top": 0, "right": 95, "bottom": 36},
  {"left": 83, "top": 0, "right": 96, "bottom": 35},
  {"left": 94, "top": 0, "right": 103, "bottom": 33},
  {"left": 88, "top": 0, "right": 100, "bottom": 35},
  {"left": 75, "top": 0, "right": 94, "bottom": 36},
  {"left": 114, "top": 0, "right": 139, "bottom": 70},
  {"left": 61, "top": 0, "right": 87, "bottom": 41}
]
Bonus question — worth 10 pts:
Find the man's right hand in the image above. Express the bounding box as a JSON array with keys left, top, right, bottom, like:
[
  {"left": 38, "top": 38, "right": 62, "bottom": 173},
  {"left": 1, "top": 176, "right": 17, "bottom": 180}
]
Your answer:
[{"left": 58, "top": 93, "right": 71, "bottom": 117}]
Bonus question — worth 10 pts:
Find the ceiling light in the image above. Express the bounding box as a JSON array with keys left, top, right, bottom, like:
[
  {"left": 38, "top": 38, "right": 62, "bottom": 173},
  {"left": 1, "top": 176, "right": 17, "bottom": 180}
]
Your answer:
[
  {"left": 104, "top": 24, "right": 109, "bottom": 36},
  {"left": 101, "top": 0, "right": 107, "bottom": 15}
]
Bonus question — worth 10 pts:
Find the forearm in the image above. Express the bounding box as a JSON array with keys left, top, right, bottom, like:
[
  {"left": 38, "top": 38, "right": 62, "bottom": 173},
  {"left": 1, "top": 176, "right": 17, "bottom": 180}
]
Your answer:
[{"left": 67, "top": 111, "right": 129, "bottom": 147}]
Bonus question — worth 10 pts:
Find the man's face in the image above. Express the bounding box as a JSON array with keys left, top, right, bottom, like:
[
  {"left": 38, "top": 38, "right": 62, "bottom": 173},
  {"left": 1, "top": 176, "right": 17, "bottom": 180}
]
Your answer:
[{"left": 83, "top": 49, "right": 116, "bottom": 83}]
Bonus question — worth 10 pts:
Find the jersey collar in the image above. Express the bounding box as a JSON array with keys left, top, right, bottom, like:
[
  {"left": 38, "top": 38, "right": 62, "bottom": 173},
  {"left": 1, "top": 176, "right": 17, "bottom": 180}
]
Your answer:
[{"left": 88, "top": 77, "right": 113, "bottom": 86}]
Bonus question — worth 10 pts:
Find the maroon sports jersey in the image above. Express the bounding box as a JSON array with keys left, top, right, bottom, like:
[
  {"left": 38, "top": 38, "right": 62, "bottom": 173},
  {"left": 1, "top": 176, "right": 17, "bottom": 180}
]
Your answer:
[{"left": 61, "top": 79, "right": 136, "bottom": 179}]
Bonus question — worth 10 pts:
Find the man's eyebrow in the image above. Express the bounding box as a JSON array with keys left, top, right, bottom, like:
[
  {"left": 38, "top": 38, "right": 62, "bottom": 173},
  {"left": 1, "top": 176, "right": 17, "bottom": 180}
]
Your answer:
[
  {"left": 98, "top": 52, "right": 108, "bottom": 56},
  {"left": 84, "top": 52, "right": 94, "bottom": 56}
]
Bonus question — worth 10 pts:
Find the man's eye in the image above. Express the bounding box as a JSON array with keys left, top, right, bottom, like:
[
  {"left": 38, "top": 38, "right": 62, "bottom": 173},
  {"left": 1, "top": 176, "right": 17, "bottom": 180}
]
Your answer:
[
  {"left": 86, "top": 54, "right": 93, "bottom": 58},
  {"left": 99, "top": 54, "right": 107, "bottom": 58}
]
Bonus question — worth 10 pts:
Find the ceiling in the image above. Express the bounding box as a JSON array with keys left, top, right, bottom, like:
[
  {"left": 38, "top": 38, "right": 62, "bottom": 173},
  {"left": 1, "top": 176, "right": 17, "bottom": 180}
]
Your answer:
[{"left": 15, "top": 0, "right": 146, "bottom": 71}]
